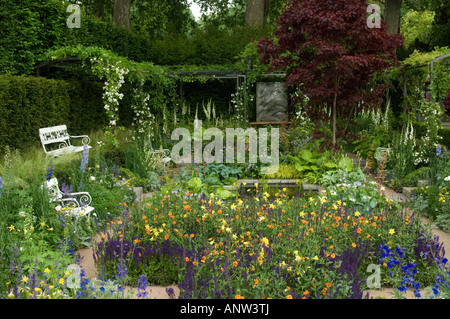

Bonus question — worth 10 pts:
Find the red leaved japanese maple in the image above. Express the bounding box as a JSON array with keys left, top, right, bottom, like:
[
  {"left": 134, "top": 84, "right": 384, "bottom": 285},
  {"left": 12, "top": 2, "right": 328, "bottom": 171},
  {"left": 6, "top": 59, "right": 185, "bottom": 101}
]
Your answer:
[{"left": 257, "top": 0, "right": 403, "bottom": 147}]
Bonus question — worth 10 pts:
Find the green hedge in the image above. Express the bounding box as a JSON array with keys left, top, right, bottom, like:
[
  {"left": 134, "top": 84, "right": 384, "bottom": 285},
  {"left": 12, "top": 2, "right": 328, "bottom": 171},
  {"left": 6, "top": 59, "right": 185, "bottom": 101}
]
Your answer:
[
  {"left": 0, "top": 75, "right": 71, "bottom": 150},
  {"left": 65, "top": 79, "right": 107, "bottom": 135},
  {"left": 440, "top": 127, "right": 450, "bottom": 148},
  {"left": 0, "top": 75, "right": 122, "bottom": 151}
]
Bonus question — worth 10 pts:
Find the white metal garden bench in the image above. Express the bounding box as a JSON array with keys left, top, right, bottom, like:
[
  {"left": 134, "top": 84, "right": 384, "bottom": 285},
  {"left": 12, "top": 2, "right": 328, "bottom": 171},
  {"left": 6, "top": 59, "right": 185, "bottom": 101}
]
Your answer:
[
  {"left": 151, "top": 148, "right": 171, "bottom": 167},
  {"left": 43, "top": 177, "right": 94, "bottom": 218},
  {"left": 39, "top": 125, "right": 91, "bottom": 157},
  {"left": 374, "top": 147, "right": 392, "bottom": 163}
]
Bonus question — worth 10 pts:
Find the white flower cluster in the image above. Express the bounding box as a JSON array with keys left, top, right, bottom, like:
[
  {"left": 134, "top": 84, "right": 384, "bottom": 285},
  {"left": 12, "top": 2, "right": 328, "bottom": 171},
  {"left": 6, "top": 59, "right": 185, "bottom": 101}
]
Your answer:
[
  {"left": 230, "top": 83, "right": 252, "bottom": 125},
  {"left": 91, "top": 59, "right": 129, "bottom": 131},
  {"left": 130, "top": 87, "right": 156, "bottom": 141}
]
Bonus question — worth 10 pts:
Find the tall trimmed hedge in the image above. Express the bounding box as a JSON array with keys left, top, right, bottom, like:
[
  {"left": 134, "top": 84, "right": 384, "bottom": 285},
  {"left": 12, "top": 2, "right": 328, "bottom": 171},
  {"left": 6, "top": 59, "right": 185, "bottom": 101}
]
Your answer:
[
  {"left": 0, "top": 75, "right": 115, "bottom": 151},
  {"left": 0, "top": 75, "right": 70, "bottom": 150}
]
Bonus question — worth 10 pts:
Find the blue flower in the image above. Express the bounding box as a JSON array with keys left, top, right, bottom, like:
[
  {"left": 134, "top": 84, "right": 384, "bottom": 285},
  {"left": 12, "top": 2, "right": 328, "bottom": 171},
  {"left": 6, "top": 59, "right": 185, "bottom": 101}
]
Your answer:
[
  {"left": 80, "top": 145, "right": 89, "bottom": 173},
  {"left": 414, "top": 289, "right": 421, "bottom": 298},
  {"left": 432, "top": 287, "right": 439, "bottom": 295},
  {"left": 436, "top": 145, "right": 443, "bottom": 158},
  {"left": 398, "top": 285, "right": 407, "bottom": 292},
  {"left": 46, "top": 165, "right": 54, "bottom": 181},
  {"left": 137, "top": 274, "right": 148, "bottom": 299}
]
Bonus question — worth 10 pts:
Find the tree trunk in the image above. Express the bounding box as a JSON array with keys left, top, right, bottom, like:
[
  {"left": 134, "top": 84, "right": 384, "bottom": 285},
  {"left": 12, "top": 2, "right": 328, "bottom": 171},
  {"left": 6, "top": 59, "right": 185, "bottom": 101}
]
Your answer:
[
  {"left": 113, "top": 0, "right": 130, "bottom": 28},
  {"left": 332, "top": 74, "right": 340, "bottom": 148},
  {"left": 93, "top": 0, "right": 105, "bottom": 20},
  {"left": 332, "top": 91, "right": 337, "bottom": 147},
  {"left": 245, "top": 0, "right": 268, "bottom": 29},
  {"left": 384, "top": 0, "right": 402, "bottom": 35}
]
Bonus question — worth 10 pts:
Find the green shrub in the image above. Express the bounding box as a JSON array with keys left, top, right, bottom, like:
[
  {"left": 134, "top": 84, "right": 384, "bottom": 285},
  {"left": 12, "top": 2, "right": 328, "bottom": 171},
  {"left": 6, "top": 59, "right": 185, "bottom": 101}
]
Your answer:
[
  {"left": 440, "top": 127, "right": 450, "bottom": 148},
  {"left": 0, "top": 0, "right": 67, "bottom": 75},
  {"left": 264, "top": 163, "right": 302, "bottom": 179},
  {"left": 402, "top": 166, "right": 431, "bottom": 187}
]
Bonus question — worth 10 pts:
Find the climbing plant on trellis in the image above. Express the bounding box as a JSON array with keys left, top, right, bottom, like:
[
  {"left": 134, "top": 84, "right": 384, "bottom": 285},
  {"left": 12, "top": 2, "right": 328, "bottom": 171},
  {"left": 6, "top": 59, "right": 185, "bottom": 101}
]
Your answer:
[{"left": 43, "top": 45, "right": 176, "bottom": 147}]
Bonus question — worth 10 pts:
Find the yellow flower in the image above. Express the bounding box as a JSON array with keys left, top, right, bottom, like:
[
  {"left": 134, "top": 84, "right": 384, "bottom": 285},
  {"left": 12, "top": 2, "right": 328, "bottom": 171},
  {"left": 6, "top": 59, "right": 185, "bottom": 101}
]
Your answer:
[
  {"left": 40, "top": 222, "right": 45, "bottom": 227},
  {"left": 8, "top": 292, "right": 15, "bottom": 298},
  {"left": 7, "top": 225, "right": 15, "bottom": 231},
  {"left": 355, "top": 211, "right": 360, "bottom": 217},
  {"left": 44, "top": 268, "right": 51, "bottom": 274},
  {"left": 389, "top": 229, "right": 395, "bottom": 235},
  {"left": 22, "top": 276, "right": 28, "bottom": 283},
  {"left": 312, "top": 255, "right": 319, "bottom": 261},
  {"left": 59, "top": 278, "right": 64, "bottom": 285}
]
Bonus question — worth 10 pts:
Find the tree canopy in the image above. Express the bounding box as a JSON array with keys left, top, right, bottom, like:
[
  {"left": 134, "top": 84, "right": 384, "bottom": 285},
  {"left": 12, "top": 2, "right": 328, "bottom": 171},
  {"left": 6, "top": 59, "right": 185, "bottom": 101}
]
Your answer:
[{"left": 257, "top": 0, "right": 404, "bottom": 146}]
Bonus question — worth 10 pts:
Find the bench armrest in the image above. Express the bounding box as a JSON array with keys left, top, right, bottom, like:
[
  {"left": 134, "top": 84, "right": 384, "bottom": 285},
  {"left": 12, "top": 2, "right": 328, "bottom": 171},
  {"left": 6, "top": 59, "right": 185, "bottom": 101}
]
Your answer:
[
  {"left": 57, "top": 198, "right": 81, "bottom": 208},
  {"left": 67, "top": 192, "right": 92, "bottom": 206},
  {"left": 70, "top": 135, "right": 91, "bottom": 145},
  {"left": 152, "top": 149, "right": 171, "bottom": 157}
]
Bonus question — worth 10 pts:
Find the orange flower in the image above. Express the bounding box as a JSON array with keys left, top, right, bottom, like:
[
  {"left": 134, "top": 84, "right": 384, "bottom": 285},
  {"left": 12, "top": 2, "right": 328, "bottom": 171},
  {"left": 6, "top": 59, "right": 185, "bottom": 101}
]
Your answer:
[
  {"left": 254, "top": 279, "right": 259, "bottom": 285},
  {"left": 193, "top": 261, "right": 198, "bottom": 266},
  {"left": 304, "top": 290, "right": 309, "bottom": 296},
  {"left": 331, "top": 253, "right": 336, "bottom": 259},
  {"left": 352, "top": 243, "right": 356, "bottom": 248},
  {"left": 190, "top": 234, "right": 195, "bottom": 238},
  {"left": 164, "top": 234, "right": 169, "bottom": 240},
  {"left": 357, "top": 227, "right": 362, "bottom": 234},
  {"left": 326, "top": 282, "right": 332, "bottom": 288},
  {"left": 286, "top": 294, "right": 293, "bottom": 299},
  {"left": 185, "top": 257, "right": 189, "bottom": 262},
  {"left": 233, "top": 261, "right": 238, "bottom": 267}
]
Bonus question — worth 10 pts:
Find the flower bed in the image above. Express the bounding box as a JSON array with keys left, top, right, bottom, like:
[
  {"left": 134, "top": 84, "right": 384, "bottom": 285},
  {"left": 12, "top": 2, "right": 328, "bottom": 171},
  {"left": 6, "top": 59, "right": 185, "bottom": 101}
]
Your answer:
[{"left": 93, "top": 181, "right": 448, "bottom": 299}]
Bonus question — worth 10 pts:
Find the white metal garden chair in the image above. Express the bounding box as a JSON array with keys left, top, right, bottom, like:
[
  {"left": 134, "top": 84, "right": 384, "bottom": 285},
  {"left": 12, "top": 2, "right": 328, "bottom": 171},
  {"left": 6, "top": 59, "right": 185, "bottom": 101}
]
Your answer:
[
  {"left": 151, "top": 148, "right": 171, "bottom": 166},
  {"left": 43, "top": 177, "right": 94, "bottom": 218},
  {"left": 374, "top": 147, "right": 391, "bottom": 163}
]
